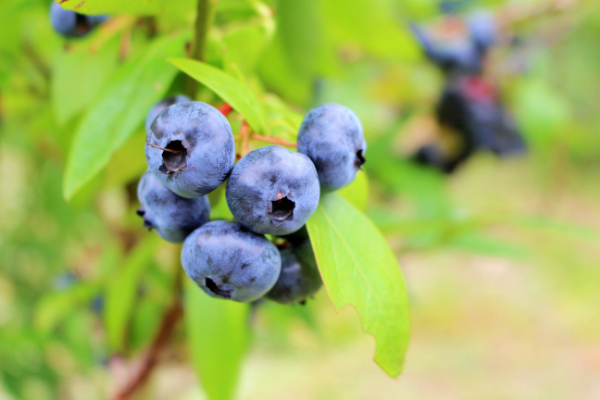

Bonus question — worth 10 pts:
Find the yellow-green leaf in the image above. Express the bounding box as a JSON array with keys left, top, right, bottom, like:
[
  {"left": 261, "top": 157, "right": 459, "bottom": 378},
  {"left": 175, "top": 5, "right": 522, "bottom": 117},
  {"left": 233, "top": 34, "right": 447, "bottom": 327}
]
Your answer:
[
  {"left": 168, "top": 57, "right": 267, "bottom": 133},
  {"left": 306, "top": 193, "right": 410, "bottom": 377}
]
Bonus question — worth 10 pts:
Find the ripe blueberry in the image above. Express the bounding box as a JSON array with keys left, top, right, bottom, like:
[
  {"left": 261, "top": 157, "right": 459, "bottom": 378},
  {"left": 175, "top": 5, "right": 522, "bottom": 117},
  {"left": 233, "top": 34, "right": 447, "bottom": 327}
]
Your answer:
[
  {"left": 181, "top": 221, "right": 281, "bottom": 302},
  {"left": 146, "top": 102, "right": 235, "bottom": 198},
  {"left": 145, "top": 95, "right": 191, "bottom": 132},
  {"left": 266, "top": 239, "right": 322, "bottom": 305},
  {"left": 137, "top": 170, "right": 210, "bottom": 243},
  {"left": 297, "top": 104, "right": 366, "bottom": 192},
  {"left": 226, "top": 145, "right": 320, "bottom": 236},
  {"left": 467, "top": 12, "right": 497, "bottom": 52},
  {"left": 50, "top": 2, "right": 107, "bottom": 38}
]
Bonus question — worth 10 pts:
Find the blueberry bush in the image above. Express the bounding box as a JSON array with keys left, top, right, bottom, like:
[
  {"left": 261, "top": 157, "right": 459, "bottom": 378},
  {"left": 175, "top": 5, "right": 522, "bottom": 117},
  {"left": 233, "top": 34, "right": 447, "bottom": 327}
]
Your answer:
[{"left": 2, "top": 0, "right": 600, "bottom": 399}]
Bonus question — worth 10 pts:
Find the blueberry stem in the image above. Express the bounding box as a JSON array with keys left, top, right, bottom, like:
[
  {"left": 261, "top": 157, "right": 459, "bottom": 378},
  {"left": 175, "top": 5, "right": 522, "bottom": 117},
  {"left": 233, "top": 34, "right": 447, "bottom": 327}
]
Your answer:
[
  {"left": 146, "top": 142, "right": 182, "bottom": 154},
  {"left": 253, "top": 134, "right": 297, "bottom": 148},
  {"left": 240, "top": 121, "right": 250, "bottom": 156}
]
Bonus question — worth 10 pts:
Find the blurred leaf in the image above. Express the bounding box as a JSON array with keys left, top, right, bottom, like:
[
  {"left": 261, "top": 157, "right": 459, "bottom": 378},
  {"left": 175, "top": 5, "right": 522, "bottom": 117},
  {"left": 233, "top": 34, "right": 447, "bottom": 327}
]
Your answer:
[
  {"left": 169, "top": 57, "right": 267, "bottom": 133},
  {"left": 320, "top": 0, "right": 418, "bottom": 60},
  {"left": 450, "top": 232, "right": 529, "bottom": 259},
  {"left": 51, "top": 35, "right": 120, "bottom": 125},
  {"left": 185, "top": 280, "right": 249, "bottom": 400},
  {"left": 513, "top": 77, "right": 570, "bottom": 147},
  {"left": 57, "top": 0, "right": 195, "bottom": 16},
  {"left": 338, "top": 170, "right": 369, "bottom": 211},
  {"left": 104, "top": 236, "right": 160, "bottom": 351},
  {"left": 306, "top": 193, "right": 410, "bottom": 377},
  {"left": 63, "top": 33, "right": 187, "bottom": 200},
  {"left": 276, "top": 0, "right": 337, "bottom": 78},
  {"left": 35, "top": 283, "right": 100, "bottom": 334}
]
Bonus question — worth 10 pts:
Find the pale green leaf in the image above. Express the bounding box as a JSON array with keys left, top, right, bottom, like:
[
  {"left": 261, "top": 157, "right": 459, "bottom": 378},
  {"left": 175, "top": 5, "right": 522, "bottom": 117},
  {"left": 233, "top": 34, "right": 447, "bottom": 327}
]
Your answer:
[
  {"left": 306, "top": 193, "right": 410, "bottom": 377},
  {"left": 104, "top": 236, "right": 159, "bottom": 351},
  {"left": 185, "top": 280, "right": 249, "bottom": 400},
  {"left": 51, "top": 35, "right": 120, "bottom": 125},
  {"left": 168, "top": 57, "right": 267, "bottom": 133},
  {"left": 63, "top": 33, "right": 187, "bottom": 200}
]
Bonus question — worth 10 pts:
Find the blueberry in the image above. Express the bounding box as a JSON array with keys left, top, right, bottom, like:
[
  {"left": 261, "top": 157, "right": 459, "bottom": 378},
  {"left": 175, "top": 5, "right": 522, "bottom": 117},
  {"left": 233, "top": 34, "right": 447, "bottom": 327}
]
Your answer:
[
  {"left": 297, "top": 104, "right": 366, "bottom": 192},
  {"left": 266, "top": 239, "right": 322, "bottom": 305},
  {"left": 181, "top": 221, "right": 281, "bottom": 302},
  {"left": 50, "top": 2, "right": 107, "bottom": 38},
  {"left": 467, "top": 12, "right": 497, "bottom": 52},
  {"left": 145, "top": 102, "right": 235, "bottom": 198},
  {"left": 137, "top": 170, "right": 210, "bottom": 243},
  {"left": 226, "top": 145, "right": 320, "bottom": 236},
  {"left": 145, "top": 95, "right": 191, "bottom": 133}
]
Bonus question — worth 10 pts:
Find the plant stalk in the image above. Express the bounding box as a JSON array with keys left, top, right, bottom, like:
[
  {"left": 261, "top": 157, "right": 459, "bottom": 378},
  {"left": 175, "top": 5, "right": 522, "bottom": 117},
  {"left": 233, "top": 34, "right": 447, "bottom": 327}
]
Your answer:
[{"left": 185, "top": 0, "right": 216, "bottom": 98}]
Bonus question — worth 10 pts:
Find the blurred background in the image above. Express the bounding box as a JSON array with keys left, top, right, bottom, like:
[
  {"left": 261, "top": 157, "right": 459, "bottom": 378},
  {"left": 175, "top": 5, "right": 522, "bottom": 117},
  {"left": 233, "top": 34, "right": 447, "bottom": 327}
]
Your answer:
[{"left": 1, "top": 0, "right": 600, "bottom": 399}]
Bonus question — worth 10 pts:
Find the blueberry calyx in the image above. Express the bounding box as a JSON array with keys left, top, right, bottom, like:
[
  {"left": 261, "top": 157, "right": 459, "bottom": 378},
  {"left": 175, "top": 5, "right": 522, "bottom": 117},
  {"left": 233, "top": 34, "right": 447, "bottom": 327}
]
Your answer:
[
  {"left": 136, "top": 208, "right": 155, "bottom": 231},
  {"left": 355, "top": 149, "right": 366, "bottom": 170},
  {"left": 160, "top": 140, "right": 188, "bottom": 174},
  {"left": 205, "top": 277, "right": 232, "bottom": 299},
  {"left": 147, "top": 141, "right": 190, "bottom": 174},
  {"left": 270, "top": 194, "right": 295, "bottom": 226}
]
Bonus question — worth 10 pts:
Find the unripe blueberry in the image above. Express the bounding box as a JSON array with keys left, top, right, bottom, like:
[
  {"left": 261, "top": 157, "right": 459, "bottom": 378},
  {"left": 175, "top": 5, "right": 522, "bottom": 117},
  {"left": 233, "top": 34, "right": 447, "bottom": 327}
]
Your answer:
[
  {"left": 145, "top": 95, "right": 192, "bottom": 132},
  {"left": 145, "top": 102, "right": 235, "bottom": 198},
  {"left": 50, "top": 2, "right": 107, "bottom": 38},
  {"left": 226, "top": 145, "right": 320, "bottom": 236},
  {"left": 137, "top": 170, "right": 210, "bottom": 243},
  {"left": 297, "top": 104, "right": 366, "bottom": 192},
  {"left": 181, "top": 221, "right": 281, "bottom": 302},
  {"left": 266, "top": 239, "right": 322, "bottom": 305}
]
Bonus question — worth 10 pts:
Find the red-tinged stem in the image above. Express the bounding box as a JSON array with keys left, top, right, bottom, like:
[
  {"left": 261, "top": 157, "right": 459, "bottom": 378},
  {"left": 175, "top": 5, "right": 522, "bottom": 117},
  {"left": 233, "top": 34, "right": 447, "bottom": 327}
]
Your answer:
[
  {"left": 253, "top": 134, "right": 297, "bottom": 148},
  {"left": 218, "top": 103, "right": 233, "bottom": 116}
]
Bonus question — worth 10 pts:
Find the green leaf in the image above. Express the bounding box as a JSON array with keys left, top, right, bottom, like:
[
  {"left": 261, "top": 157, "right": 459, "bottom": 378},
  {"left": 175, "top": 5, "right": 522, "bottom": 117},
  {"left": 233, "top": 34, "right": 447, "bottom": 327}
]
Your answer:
[
  {"left": 63, "top": 33, "right": 187, "bottom": 200},
  {"left": 168, "top": 57, "right": 267, "bottom": 133},
  {"left": 104, "top": 236, "right": 159, "bottom": 351},
  {"left": 56, "top": 0, "right": 195, "bottom": 16},
  {"left": 51, "top": 35, "right": 120, "bottom": 125},
  {"left": 306, "top": 193, "right": 410, "bottom": 377},
  {"left": 184, "top": 280, "right": 249, "bottom": 400}
]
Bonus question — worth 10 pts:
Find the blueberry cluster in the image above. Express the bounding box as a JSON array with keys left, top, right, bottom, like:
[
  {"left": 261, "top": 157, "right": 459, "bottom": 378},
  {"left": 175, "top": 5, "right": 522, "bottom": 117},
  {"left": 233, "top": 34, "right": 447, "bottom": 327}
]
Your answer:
[
  {"left": 50, "top": 2, "right": 107, "bottom": 38},
  {"left": 410, "top": 13, "right": 525, "bottom": 173},
  {"left": 137, "top": 99, "right": 366, "bottom": 304}
]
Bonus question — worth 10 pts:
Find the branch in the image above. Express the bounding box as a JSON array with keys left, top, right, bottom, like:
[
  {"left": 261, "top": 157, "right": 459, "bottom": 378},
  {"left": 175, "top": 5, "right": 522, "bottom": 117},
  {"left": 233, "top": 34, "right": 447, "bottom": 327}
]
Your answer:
[
  {"left": 498, "top": 0, "right": 579, "bottom": 28},
  {"left": 111, "top": 298, "right": 183, "bottom": 400}
]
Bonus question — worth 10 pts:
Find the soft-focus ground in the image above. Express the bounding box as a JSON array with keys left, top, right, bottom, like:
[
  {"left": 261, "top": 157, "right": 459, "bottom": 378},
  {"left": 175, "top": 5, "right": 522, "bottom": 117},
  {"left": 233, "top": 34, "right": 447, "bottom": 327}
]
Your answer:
[{"left": 136, "top": 156, "right": 600, "bottom": 400}]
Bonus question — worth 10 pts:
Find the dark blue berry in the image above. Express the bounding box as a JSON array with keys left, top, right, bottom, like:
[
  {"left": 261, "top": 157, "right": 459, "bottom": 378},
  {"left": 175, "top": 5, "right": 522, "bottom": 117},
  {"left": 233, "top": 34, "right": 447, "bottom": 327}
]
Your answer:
[
  {"left": 146, "top": 102, "right": 235, "bottom": 198},
  {"left": 145, "top": 95, "right": 191, "bottom": 132},
  {"left": 467, "top": 12, "right": 497, "bottom": 52},
  {"left": 137, "top": 170, "right": 210, "bottom": 243},
  {"left": 50, "top": 2, "right": 107, "bottom": 38},
  {"left": 410, "top": 23, "right": 484, "bottom": 74},
  {"left": 226, "top": 145, "right": 320, "bottom": 236},
  {"left": 297, "top": 104, "right": 366, "bottom": 192},
  {"left": 266, "top": 239, "right": 322, "bottom": 305},
  {"left": 181, "top": 221, "right": 281, "bottom": 302}
]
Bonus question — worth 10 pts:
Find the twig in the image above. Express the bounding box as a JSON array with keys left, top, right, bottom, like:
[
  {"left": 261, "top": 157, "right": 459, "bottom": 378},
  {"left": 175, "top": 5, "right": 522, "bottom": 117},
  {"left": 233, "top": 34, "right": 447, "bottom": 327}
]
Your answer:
[
  {"left": 240, "top": 121, "right": 250, "bottom": 156},
  {"left": 498, "top": 0, "right": 580, "bottom": 28},
  {"left": 253, "top": 134, "right": 297, "bottom": 148},
  {"left": 111, "top": 298, "right": 183, "bottom": 400}
]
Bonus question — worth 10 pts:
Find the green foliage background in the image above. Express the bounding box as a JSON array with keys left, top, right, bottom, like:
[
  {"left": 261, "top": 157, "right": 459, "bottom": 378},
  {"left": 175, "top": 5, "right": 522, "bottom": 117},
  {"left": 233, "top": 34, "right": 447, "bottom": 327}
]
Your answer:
[{"left": 1, "top": 0, "right": 600, "bottom": 399}]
